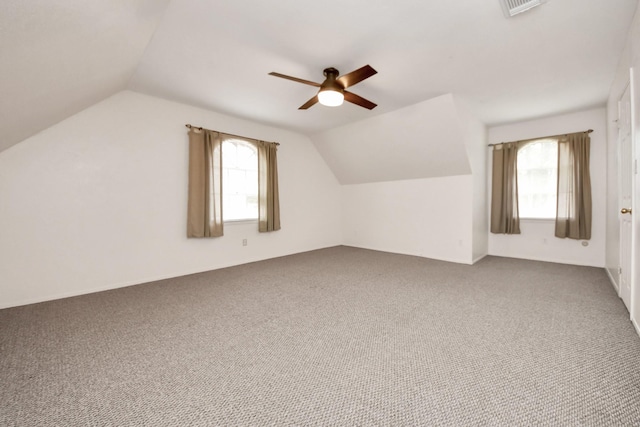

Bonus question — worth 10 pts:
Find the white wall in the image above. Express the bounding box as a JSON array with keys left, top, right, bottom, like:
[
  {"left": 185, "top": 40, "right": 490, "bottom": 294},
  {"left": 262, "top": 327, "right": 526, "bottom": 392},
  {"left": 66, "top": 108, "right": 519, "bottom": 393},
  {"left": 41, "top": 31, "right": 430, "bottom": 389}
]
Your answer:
[
  {"left": 337, "top": 94, "right": 486, "bottom": 265},
  {"left": 342, "top": 175, "right": 474, "bottom": 264},
  {"left": 606, "top": 61, "right": 627, "bottom": 289},
  {"left": 488, "top": 108, "right": 607, "bottom": 267},
  {"left": 455, "top": 97, "right": 489, "bottom": 263},
  {"left": 0, "top": 90, "right": 342, "bottom": 308}
]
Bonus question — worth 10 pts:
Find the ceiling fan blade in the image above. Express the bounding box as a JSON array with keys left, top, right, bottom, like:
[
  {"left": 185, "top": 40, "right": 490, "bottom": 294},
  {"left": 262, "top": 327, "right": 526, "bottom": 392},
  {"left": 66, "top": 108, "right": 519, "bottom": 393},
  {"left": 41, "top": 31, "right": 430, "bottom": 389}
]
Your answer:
[
  {"left": 343, "top": 91, "right": 377, "bottom": 110},
  {"left": 299, "top": 95, "right": 319, "bottom": 110},
  {"left": 336, "top": 65, "right": 377, "bottom": 89},
  {"left": 269, "top": 72, "right": 321, "bottom": 87}
]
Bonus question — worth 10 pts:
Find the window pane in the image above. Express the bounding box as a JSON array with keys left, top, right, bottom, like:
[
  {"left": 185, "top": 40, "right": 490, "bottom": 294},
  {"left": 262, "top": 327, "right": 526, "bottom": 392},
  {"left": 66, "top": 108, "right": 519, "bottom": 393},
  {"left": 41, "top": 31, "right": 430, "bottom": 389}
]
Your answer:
[
  {"left": 222, "top": 139, "right": 258, "bottom": 220},
  {"left": 223, "top": 144, "right": 237, "bottom": 168},
  {"left": 228, "top": 169, "right": 245, "bottom": 194},
  {"left": 517, "top": 139, "right": 557, "bottom": 219},
  {"left": 246, "top": 170, "right": 258, "bottom": 194},
  {"left": 237, "top": 145, "right": 255, "bottom": 167}
]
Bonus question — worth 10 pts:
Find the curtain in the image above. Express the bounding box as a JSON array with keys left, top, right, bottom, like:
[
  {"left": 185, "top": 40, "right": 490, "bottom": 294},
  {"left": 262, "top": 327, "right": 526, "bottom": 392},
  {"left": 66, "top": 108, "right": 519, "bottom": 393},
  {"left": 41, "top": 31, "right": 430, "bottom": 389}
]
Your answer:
[
  {"left": 490, "top": 142, "right": 521, "bottom": 234},
  {"left": 257, "top": 140, "right": 281, "bottom": 232},
  {"left": 555, "top": 132, "right": 592, "bottom": 239},
  {"left": 187, "top": 129, "right": 223, "bottom": 238}
]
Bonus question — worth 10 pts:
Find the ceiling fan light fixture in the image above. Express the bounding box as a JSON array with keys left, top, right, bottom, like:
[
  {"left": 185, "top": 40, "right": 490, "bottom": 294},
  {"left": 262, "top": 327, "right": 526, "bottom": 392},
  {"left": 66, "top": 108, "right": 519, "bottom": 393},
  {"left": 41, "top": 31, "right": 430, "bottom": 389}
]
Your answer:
[
  {"left": 318, "top": 88, "right": 344, "bottom": 107},
  {"left": 269, "top": 65, "right": 377, "bottom": 110}
]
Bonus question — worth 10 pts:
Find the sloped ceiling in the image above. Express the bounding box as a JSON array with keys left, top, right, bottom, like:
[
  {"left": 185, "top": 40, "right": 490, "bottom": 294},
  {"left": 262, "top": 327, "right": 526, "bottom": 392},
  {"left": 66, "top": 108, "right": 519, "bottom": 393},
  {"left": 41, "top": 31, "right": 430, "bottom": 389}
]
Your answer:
[
  {"left": 311, "top": 94, "right": 470, "bottom": 185},
  {"left": 0, "top": 0, "right": 170, "bottom": 152},
  {"left": 1, "top": 0, "right": 638, "bottom": 166}
]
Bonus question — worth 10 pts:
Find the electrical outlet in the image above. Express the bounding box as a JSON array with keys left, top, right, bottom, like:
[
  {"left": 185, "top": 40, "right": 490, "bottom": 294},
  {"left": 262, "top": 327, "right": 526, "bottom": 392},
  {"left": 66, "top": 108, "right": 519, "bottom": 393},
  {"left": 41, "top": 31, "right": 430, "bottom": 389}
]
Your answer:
[{"left": 242, "top": 239, "right": 247, "bottom": 246}]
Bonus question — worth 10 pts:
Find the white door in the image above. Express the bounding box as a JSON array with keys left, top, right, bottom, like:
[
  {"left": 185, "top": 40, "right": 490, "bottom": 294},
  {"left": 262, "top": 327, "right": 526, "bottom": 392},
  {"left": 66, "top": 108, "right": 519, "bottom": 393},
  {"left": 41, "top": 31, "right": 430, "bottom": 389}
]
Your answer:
[
  {"left": 618, "top": 83, "right": 633, "bottom": 313},
  {"left": 631, "top": 67, "right": 640, "bottom": 328}
]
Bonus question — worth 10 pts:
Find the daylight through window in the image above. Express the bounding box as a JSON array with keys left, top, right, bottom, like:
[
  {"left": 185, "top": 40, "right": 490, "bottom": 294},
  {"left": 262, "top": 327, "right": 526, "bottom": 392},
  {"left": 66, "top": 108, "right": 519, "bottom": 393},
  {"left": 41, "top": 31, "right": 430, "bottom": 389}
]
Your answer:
[
  {"left": 517, "top": 139, "right": 557, "bottom": 219},
  {"left": 222, "top": 139, "right": 258, "bottom": 221}
]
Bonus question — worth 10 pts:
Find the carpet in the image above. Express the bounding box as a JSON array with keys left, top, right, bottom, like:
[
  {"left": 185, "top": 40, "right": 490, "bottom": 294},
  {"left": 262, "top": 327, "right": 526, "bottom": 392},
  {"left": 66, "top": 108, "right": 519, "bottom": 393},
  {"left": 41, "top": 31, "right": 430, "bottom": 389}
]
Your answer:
[{"left": 1, "top": 246, "right": 639, "bottom": 426}]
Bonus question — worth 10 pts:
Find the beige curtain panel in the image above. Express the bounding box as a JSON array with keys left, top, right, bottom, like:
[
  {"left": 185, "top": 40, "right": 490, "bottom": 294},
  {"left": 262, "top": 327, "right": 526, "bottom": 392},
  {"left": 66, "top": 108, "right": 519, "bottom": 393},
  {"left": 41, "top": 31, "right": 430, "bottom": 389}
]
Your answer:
[
  {"left": 555, "top": 132, "right": 592, "bottom": 239},
  {"left": 257, "top": 141, "right": 281, "bottom": 232},
  {"left": 187, "top": 129, "right": 223, "bottom": 238},
  {"left": 490, "top": 142, "right": 521, "bottom": 234}
]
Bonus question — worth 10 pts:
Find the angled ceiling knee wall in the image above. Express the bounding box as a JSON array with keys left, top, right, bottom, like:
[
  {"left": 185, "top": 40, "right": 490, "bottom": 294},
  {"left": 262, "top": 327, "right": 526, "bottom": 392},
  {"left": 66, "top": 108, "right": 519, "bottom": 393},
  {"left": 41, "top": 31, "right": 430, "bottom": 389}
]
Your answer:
[{"left": 310, "top": 93, "right": 472, "bottom": 185}]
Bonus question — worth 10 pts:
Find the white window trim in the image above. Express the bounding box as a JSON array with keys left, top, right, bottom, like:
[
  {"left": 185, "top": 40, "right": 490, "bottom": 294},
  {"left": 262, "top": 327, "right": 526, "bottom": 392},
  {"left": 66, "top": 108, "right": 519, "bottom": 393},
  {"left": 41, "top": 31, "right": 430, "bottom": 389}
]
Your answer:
[{"left": 223, "top": 218, "right": 258, "bottom": 225}]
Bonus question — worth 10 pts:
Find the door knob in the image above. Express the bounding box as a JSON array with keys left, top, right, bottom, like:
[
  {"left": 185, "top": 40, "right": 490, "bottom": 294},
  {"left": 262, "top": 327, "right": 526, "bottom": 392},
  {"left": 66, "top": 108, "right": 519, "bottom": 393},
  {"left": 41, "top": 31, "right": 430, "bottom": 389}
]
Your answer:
[{"left": 621, "top": 208, "right": 632, "bottom": 214}]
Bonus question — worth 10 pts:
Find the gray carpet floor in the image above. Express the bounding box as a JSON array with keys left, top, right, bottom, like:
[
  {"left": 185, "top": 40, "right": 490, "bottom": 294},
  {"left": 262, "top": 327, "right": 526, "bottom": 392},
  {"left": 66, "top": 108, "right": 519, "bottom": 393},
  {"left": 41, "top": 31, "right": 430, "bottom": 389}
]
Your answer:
[{"left": 1, "top": 246, "right": 639, "bottom": 426}]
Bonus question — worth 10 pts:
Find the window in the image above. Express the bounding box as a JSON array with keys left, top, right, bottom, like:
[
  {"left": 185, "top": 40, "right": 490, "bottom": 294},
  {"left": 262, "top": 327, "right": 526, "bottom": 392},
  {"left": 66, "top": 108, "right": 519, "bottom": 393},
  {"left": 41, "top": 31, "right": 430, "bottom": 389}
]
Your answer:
[
  {"left": 517, "top": 139, "right": 557, "bottom": 219},
  {"left": 222, "top": 139, "right": 258, "bottom": 221}
]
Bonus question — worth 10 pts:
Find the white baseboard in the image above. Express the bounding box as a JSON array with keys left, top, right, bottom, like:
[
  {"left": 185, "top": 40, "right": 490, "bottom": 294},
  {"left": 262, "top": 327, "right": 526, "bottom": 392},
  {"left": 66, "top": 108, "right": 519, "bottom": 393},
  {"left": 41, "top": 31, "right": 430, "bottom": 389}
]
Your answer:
[
  {"left": 0, "top": 244, "right": 341, "bottom": 310},
  {"left": 1, "top": 264, "right": 244, "bottom": 309},
  {"left": 472, "top": 253, "right": 489, "bottom": 264},
  {"left": 633, "top": 318, "right": 640, "bottom": 339},
  {"left": 342, "top": 244, "right": 472, "bottom": 265},
  {"left": 603, "top": 268, "right": 637, "bottom": 339},
  {"left": 605, "top": 267, "right": 621, "bottom": 294},
  {"left": 486, "top": 252, "right": 604, "bottom": 268}
]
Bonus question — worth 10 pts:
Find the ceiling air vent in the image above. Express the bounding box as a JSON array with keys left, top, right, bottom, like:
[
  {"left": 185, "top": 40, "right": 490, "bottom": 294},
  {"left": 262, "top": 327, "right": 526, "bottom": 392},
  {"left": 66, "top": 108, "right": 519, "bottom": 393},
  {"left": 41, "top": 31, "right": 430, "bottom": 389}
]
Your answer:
[{"left": 499, "top": 0, "right": 545, "bottom": 17}]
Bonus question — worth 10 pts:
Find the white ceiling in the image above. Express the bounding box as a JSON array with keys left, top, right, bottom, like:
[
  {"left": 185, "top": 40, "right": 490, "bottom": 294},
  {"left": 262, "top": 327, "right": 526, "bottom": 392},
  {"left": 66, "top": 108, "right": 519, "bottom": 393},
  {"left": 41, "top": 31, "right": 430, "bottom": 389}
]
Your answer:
[
  {"left": 0, "top": 0, "right": 170, "bottom": 152},
  {"left": 1, "top": 0, "right": 638, "bottom": 153}
]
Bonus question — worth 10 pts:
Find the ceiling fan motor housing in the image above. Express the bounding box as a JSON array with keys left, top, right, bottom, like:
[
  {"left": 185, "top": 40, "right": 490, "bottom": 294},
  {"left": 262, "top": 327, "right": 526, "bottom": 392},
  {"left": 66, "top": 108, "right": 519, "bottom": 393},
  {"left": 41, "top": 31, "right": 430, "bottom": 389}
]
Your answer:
[{"left": 321, "top": 68, "right": 343, "bottom": 92}]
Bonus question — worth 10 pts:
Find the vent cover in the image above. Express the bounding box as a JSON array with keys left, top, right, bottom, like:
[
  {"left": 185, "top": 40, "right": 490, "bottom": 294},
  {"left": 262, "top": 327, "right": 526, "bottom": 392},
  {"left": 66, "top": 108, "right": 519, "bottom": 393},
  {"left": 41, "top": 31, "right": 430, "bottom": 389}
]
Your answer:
[{"left": 499, "top": 0, "right": 544, "bottom": 17}]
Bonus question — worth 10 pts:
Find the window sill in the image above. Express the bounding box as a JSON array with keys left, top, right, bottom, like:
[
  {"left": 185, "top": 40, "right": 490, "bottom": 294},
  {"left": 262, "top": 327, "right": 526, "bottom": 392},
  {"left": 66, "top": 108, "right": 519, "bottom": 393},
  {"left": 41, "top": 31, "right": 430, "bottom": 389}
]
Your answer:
[
  {"left": 520, "top": 217, "right": 555, "bottom": 222},
  {"left": 224, "top": 219, "right": 258, "bottom": 225}
]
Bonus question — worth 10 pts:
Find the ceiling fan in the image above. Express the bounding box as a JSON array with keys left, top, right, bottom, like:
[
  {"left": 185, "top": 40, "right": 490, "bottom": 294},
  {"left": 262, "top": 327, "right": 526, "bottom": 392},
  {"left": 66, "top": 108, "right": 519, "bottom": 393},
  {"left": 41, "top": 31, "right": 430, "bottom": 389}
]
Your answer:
[{"left": 269, "top": 65, "right": 378, "bottom": 110}]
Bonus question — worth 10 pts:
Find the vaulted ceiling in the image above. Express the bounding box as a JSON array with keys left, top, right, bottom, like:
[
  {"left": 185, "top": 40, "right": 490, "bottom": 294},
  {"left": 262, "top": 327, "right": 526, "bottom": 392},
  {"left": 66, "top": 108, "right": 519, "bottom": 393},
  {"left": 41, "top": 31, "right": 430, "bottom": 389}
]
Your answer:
[{"left": 1, "top": 0, "right": 638, "bottom": 153}]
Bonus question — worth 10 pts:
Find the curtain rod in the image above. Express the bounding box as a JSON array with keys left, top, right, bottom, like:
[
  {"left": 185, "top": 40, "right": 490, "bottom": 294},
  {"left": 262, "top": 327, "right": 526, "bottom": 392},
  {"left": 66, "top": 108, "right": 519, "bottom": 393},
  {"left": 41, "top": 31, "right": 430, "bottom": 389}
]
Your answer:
[
  {"left": 487, "top": 129, "right": 593, "bottom": 147},
  {"left": 185, "top": 124, "right": 280, "bottom": 146}
]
